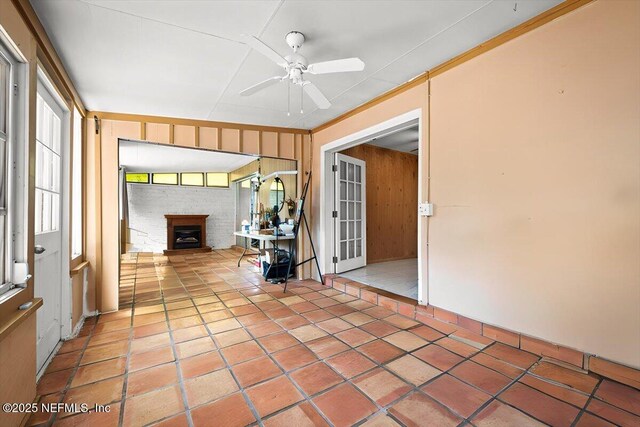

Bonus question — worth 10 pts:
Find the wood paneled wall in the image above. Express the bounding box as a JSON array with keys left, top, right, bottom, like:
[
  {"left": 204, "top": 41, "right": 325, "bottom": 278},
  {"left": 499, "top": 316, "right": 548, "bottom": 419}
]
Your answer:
[
  {"left": 259, "top": 158, "right": 298, "bottom": 221},
  {"left": 88, "top": 112, "right": 311, "bottom": 312},
  {"left": 340, "top": 144, "right": 418, "bottom": 264}
]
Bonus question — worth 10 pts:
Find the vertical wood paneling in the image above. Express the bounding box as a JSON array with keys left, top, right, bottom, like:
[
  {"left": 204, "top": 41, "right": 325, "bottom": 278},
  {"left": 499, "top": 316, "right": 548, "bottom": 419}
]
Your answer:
[
  {"left": 261, "top": 131, "right": 278, "bottom": 157},
  {"left": 101, "top": 119, "right": 141, "bottom": 312},
  {"left": 174, "top": 125, "right": 196, "bottom": 147},
  {"left": 301, "top": 133, "right": 312, "bottom": 279},
  {"left": 199, "top": 127, "right": 219, "bottom": 150},
  {"left": 242, "top": 130, "right": 260, "bottom": 155},
  {"left": 145, "top": 123, "right": 171, "bottom": 144},
  {"left": 220, "top": 128, "right": 240, "bottom": 152},
  {"left": 340, "top": 144, "right": 418, "bottom": 264},
  {"left": 279, "top": 133, "right": 295, "bottom": 159},
  {"left": 259, "top": 158, "right": 297, "bottom": 221}
]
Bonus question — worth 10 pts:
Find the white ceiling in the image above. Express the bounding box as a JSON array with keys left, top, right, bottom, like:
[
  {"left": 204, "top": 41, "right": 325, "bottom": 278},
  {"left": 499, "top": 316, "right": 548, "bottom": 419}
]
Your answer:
[
  {"left": 32, "top": 0, "right": 562, "bottom": 130},
  {"left": 367, "top": 125, "right": 420, "bottom": 155},
  {"left": 119, "top": 140, "right": 255, "bottom": 172}
]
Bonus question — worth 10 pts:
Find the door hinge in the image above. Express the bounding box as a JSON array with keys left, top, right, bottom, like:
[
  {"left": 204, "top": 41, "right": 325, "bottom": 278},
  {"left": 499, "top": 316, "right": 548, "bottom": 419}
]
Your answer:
[
  {"left": 332, "top": 256, "right": 338, "bottom": 264},
  {"left": 332, "top": 211, "right": 338, "bottom": 218},
  {"left": 13, "top": 84, "right": 18, "bottom": 96},
  {"left": 332, "top": 165, "right": 338, "bottom": 172},
  {"left": 94, "top": 115, "right": 100, "bottom": 134}
]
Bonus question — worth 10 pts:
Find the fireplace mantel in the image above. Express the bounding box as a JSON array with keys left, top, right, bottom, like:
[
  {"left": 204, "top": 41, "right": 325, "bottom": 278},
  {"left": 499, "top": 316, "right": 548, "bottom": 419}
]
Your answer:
[{"left": 164, "top": 214, "right": 212, "bottom": 255}]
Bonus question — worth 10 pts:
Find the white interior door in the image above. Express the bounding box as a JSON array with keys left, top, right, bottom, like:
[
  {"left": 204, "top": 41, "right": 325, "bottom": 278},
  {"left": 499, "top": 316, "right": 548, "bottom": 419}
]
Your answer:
[
  {"left": 35, "top": 85, "right": 64, "bottom": 371},
  {"left": 334, "top": 153, "right": 366, "bottom": 273}
]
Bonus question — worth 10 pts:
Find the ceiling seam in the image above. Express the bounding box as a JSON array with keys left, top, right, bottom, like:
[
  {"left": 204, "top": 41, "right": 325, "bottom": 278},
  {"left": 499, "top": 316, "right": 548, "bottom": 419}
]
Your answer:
[
  {"left": 76, "top": 0, "right": 244, "bottom": 45},
  {"left": 204, "top": 0, "right": 286, "bottom": 122},
  {"left": 286, "top": 0, "right": 495, "bottom": 128}
]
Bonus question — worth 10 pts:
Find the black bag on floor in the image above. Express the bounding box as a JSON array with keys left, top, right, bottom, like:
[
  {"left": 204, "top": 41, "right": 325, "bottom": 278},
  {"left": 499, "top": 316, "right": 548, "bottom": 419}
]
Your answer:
[{"left": 262, "top": 250, "right": 294, "bottom": 280}]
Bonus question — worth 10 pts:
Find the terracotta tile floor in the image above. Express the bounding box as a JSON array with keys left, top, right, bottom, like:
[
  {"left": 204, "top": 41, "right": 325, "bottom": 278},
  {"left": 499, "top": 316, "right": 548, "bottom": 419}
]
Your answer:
[{"left": 30, "top": 250, "right": 640, "bottom": 427}]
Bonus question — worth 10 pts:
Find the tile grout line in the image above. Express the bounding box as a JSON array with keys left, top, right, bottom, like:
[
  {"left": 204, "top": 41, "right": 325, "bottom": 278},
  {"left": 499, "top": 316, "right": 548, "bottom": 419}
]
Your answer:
[
  {"left": 117, "top": 252, "right": 138, "bottom": 427},
  {"left": 152, "top": 257, "right": 196, "bottom": 427},
  {"left": 188, "top": 265, "right": 265, "bottom": 427},
  {"left": 570, "top": 378, "right": 603, "bottom": 427},
  {"left": 81, "top": 252, "right": 624, "bottom": 424},
  {"left": 127, "top": 262, "right": 502, "bottom": 426},
  {"left": 45, "top": 313, "right": 99, "bottom": 426}
]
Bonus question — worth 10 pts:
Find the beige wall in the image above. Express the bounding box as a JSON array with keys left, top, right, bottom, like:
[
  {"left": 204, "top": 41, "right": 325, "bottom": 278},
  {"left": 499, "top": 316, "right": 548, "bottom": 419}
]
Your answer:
[
  {"left": 428, "top": 0, "right": 640, "bottom": 368},
  {"left": 312, "top": 0, "right": 640, "bottom": 368}
]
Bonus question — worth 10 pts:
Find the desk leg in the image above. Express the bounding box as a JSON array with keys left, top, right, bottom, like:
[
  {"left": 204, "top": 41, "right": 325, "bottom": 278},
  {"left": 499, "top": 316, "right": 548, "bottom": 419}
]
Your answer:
[{"left": 237, "top": 236, "right": 248, "bottom": 267}]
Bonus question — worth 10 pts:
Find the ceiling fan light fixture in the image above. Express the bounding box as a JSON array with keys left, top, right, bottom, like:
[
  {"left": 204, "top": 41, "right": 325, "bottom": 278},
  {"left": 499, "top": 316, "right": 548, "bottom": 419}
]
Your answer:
[
  {"left": 285, "top": 31, "right": 305, "bottom": 52},
  {"left": 240, "top": 31, "right": 365, "bottom": 111}
]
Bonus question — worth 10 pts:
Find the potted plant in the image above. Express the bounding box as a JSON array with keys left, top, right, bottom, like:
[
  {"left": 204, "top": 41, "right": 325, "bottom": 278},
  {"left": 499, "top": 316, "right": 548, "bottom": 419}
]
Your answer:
[{"left": 284, "top": 197, "right": 296, "bottom": 217}]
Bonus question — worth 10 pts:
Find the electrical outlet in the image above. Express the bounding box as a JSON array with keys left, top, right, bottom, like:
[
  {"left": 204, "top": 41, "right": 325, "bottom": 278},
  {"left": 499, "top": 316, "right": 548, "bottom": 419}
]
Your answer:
[{"left": 418, "top": 203, "right": 433, "bottom": 217}]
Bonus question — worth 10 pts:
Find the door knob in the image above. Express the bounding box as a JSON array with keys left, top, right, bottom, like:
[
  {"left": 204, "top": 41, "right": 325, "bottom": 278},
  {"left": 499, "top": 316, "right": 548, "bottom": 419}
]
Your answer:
[{"left": 34, "top": 245, "right": 46, "bottom": 254}]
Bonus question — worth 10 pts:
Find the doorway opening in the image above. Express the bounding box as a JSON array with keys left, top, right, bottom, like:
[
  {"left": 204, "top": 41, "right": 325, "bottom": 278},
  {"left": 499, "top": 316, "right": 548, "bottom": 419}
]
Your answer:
[
  {"left": 321, "top": 110, "right": 423, "bottom": 303},
  {"left": 116, "top": 139, "right": 298, "bottom": 305}
]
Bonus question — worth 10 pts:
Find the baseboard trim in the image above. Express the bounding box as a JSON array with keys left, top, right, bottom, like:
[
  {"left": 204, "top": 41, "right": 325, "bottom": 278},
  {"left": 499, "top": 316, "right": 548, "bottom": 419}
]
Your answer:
[{"left": 325, "top": 274, "right": 640, "bottom": 389}]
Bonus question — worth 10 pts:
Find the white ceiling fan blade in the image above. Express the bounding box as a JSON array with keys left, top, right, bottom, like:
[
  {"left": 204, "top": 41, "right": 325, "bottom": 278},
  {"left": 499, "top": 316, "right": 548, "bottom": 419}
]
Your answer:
[
  {"left": 306, "top": 57, "right": 365, "bottom": 74},
  {"left": 239, "top": 76, "right": 283, "bottom": 96},
  {"left": 303, "top": 82, "right": 331, "bottom": 109},
  {"left": 243, "top": 35, "right": 288, "bottom": 67}
]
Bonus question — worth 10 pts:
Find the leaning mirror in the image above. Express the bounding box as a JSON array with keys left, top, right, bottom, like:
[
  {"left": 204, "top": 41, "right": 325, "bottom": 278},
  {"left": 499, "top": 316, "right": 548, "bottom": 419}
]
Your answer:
[{"left": 269, "top": 178, "right": 285, "bottom": 213}]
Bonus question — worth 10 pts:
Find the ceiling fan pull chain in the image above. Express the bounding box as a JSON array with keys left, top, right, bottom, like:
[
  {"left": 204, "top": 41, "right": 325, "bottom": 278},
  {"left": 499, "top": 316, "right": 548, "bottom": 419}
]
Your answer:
[
  {"left": 287, "top": 80, "right": 291, "bottom": 116},
  {"left": 300, "top": 84, "right": 304, "bottom": 114}
]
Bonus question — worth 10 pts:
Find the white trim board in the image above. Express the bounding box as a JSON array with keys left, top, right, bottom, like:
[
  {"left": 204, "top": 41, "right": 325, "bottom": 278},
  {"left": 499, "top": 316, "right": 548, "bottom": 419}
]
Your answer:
[{"left": 319, "top": 109, "right": 426, "bottom": 304}]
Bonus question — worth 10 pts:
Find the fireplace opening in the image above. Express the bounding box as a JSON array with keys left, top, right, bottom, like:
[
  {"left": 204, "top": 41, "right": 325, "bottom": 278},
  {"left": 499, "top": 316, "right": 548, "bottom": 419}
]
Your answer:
[{"left": 173, "top": 225, "right": 202, "bottom": 249}]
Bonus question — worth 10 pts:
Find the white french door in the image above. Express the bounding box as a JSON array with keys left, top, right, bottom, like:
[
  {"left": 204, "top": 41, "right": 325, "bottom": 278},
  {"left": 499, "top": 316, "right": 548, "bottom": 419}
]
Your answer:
[
  {"left": 35, "top": 82, "right": 65, "bottom": 371},
  {"left": 334, "top": 153, "right": 366, "bottom": 273}
]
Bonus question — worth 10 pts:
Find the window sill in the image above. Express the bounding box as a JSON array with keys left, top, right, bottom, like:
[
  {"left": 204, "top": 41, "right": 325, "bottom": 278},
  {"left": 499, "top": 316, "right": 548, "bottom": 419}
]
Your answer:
[
  {"left": 70, "top": 260, "right": 89, "bottom": 276},
  {"left": 0, "top": 297, "right": 43, "bottom": 342}
]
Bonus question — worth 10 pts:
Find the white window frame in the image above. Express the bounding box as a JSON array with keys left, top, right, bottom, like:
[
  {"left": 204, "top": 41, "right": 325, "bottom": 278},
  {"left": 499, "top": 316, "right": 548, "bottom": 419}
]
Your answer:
[
  {"left": 71, "top": 107, "right": 82, "bottom": 258},
  {"left": 0, "top": 48, "right": 11, "bottom": 296},
  {"left": 0, "top": 28, "right": 28, "bottom": 303}
]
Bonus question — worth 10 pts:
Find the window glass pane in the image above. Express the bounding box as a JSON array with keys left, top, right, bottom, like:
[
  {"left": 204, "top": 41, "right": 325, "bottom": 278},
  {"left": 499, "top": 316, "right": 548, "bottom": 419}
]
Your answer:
[
  {"left": 36, "top": 94, "right": 44, "bottom": 143},
  {"left": 51, "top": 113, "right": 61, "bottom": 154},
  {"left": 0, "top": 55, "right": 7, "bottom": 134},
  {"left": 126, "top": 173, "right": 149, "bottom": 184},
  {"left": 71, "top": 108, "right": 82, "bottom": 256},
  {"left": 152, "top": 173, "right": 178, "bottom": 185},
  {"left": 51, "top": 193, "right": 60, "bottom": 232},
  {"left": 35, "top": 189, "right": 42, "bottom": 234},
  {"left": 51, "top": 152, "right": 61, "bottom": 192},
  {"left": 206, "top": 172, "right": 228, "bottom": 187},
  {"left": 181, "top": 173, "right": 204, "bottom": 186},
  {"left": 42, "top": 191, "right": 51, "bottom": 233}
]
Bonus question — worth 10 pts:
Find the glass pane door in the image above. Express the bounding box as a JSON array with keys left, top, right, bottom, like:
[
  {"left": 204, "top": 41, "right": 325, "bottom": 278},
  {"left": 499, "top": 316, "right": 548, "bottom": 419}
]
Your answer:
[
  {"left": 334, "top": 153, "right": 366, "bottom": 273},
  {"left": 35, "top": 93, "right": 62, "bottom": 234}
]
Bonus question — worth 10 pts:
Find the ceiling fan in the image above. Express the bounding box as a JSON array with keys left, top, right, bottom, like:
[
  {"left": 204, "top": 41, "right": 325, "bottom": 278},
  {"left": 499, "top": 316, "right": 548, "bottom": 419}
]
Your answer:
[{"left": 240, "top": 31, "right": 365, "bottom": 113}]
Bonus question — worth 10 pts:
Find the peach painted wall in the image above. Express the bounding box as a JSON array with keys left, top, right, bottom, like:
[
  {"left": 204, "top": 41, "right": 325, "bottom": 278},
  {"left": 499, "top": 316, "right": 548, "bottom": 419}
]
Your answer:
[
  {"left": 429, "top": 0, "right": 639, "bottom": 368},
  {"left": 311, "top": 0, "right": 640, "bottom": 368}
]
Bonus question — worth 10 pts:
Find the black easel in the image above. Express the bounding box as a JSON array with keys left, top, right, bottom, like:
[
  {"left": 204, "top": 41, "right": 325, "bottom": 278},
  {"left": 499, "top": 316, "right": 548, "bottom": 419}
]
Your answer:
[{"left": 283, "top": 172, "right": 323, "bottom": 292}]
